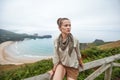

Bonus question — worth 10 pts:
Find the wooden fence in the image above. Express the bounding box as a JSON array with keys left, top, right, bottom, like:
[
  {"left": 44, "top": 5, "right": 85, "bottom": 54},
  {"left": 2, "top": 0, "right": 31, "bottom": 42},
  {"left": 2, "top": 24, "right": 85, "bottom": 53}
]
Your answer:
[
  {"left": 24, "top": 54, "right": 120, "bottom": 80},
  {"left": 80, "top": 54, "right": 120, "bottom": 80}
]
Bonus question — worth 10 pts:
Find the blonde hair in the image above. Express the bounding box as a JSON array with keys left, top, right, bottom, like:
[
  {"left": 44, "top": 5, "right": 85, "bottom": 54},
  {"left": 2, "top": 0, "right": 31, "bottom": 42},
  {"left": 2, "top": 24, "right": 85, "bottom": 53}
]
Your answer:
[{"left": 57, "top": 18, "right": 70, "bottom": 27}]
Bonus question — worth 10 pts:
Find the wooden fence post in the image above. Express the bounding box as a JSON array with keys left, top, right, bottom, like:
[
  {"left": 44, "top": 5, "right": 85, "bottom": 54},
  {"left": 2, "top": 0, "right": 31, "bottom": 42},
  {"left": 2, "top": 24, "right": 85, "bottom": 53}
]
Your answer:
[{"left": 104, "top": 63, "right": 113, "bottom": 80}]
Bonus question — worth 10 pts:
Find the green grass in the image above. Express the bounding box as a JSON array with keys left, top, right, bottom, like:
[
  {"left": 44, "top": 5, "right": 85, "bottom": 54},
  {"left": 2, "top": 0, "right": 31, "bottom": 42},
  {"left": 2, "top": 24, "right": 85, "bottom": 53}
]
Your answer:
[{"left": 0, "top": 59, "right": 53, "bottom": 80}]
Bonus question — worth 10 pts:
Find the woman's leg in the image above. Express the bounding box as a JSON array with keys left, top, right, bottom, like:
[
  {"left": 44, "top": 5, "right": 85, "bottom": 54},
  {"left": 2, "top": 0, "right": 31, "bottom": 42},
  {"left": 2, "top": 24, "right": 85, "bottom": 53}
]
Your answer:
[{"left": 53, "top": 64, "right": 66, "bottom": 80}]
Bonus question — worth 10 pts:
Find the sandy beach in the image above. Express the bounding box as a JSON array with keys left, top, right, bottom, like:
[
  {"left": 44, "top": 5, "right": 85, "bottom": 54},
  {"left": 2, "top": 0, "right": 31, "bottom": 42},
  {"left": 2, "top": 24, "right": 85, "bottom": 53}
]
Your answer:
[{"left": 0, "top": 41, "right": 52, "bottom": 65}]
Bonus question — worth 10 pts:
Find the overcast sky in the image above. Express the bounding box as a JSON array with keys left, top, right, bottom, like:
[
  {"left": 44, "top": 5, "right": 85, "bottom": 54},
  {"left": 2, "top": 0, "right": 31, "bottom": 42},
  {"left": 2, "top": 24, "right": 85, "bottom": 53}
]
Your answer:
[{"left": 0, "top": 0, "right": 120, "bottom": 42}]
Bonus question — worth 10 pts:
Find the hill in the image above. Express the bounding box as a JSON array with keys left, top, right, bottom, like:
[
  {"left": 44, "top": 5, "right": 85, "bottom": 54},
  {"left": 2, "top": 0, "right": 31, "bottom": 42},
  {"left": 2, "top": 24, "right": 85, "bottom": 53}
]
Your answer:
[
  {"left": 80, "top": 39, "right": 117, "bottom": 50},
  {"left": 92, "top": 39, "right": 105, "bottom": 46},
  {"left": 0, "top": 29, "right": 52, "bottom": 43},
  {"left": 98, "top": 40, "right": 120, "bottom": 50},
  {"left": 80, "top": 39, "right": 106, "bottom": 50}
]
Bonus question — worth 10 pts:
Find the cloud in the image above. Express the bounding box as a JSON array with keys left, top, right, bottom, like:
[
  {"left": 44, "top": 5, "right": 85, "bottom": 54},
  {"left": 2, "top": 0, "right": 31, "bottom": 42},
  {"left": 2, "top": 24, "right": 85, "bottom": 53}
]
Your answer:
[{"left": 0, "top": 0, "right": 120, "bottom": 34}]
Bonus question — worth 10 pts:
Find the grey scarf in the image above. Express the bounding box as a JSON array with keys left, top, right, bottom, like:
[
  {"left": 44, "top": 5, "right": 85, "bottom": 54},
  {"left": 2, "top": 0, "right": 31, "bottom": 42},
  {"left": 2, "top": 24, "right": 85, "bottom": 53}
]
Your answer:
[{"left": 57, "top": 33, "right": 74, "bottom": 56}]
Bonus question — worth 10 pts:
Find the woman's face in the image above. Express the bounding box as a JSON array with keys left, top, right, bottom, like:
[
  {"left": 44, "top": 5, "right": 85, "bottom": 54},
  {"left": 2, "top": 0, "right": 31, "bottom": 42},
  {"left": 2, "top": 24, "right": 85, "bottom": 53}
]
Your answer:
[{"left": 59, "top": 20, "right": 71, "bottom": 35}]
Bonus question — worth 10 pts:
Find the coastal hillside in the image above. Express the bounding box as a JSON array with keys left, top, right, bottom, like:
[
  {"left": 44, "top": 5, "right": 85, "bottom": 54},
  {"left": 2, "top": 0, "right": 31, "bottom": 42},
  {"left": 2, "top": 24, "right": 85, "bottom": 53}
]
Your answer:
[
  {"left": 0, "top": 29, "right": 52, "bottom": 43},
  {"left": 98, "top": 40, "right": 120, "bottom": 50},
  {"left": 92, "top": 39, "right": 105, "bottom": 46},
  {"left": 80, "top": 39, "right": 112, "bottom": 50},
  {"left": 0, "top": 29, "right": 28, "bottom": 42}
]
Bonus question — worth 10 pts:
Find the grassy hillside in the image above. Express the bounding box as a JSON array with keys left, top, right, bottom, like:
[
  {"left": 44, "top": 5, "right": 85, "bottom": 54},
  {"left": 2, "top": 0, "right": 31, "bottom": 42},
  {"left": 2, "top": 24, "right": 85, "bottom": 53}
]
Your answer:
[
  {"left": 80, "top": 39, "right": 113, "bottom": 50},
  {"left": 98, "top": 40, "right": 120, "bottom": 50}
]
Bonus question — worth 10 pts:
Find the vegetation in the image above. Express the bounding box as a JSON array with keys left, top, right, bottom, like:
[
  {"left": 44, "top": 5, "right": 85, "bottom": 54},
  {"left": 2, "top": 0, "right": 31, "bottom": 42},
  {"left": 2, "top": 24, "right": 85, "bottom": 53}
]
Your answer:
[{"left": 0, "top": 59, "right": 53, "bottom": 80}]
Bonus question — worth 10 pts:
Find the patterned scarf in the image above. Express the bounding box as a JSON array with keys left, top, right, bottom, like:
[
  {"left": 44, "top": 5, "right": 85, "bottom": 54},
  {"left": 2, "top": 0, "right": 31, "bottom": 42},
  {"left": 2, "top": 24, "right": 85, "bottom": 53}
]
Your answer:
[{"left": 57, "top": 33, "right": 74, "bottom": 56}]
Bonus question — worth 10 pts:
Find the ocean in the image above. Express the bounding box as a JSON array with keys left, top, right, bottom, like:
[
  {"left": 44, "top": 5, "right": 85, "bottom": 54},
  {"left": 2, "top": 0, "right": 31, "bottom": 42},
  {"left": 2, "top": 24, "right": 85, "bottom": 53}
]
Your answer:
[
  {"left": 5, "top": 30, "right": 120, "bottom": 58},
  {"left": 6, "top": 39, "right": 54, "bottom": 57}
]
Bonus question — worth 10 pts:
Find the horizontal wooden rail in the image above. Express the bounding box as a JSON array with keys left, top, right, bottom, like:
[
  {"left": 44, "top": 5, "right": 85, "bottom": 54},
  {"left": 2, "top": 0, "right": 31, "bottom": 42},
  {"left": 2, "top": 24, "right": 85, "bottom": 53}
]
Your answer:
[
  {"left": 79, "top": 54, "right": 120, "bottom": 72},
  {"left": 113, "top": 62, "right": 120, "bottom": 67},
  {"left": 85, "top": 63, "right": 111, "bottom": 80}
]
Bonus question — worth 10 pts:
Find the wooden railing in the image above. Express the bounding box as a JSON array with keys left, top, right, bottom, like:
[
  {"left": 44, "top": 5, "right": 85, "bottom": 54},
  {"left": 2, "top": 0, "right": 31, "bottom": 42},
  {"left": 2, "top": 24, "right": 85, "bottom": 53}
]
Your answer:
[
  {"left": 80, "top": 54, "right": 120, "bottom": 80},
  {"left": 24, "top": 54, "right": 120, "bottom": 80}
]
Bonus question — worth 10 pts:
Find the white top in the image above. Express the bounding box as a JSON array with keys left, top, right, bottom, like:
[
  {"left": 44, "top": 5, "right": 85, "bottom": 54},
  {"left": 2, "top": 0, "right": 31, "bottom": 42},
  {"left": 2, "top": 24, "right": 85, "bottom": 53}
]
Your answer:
[{"left": 53, "top": 36, "right": 81, "bottom": 69}]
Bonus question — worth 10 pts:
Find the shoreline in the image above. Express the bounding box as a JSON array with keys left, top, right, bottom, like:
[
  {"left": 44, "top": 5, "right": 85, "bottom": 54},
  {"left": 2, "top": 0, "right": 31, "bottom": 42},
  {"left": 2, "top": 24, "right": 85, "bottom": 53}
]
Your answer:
[{"left": 0, "top": 41, "right": 52, "bottom": 65}]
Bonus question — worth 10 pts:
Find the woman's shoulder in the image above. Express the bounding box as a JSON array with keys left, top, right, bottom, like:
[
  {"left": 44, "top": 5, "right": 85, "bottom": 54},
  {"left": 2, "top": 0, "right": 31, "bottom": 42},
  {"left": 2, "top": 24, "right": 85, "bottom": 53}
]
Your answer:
[
  {"left": 53, "top": 36, "right": 59, "bottom": 46},
  {"left": 54, "top": 36, "right": 59, "bottom": 42},
  {"left": 72, "top": 35, "right": 79, "bottom": 42}
]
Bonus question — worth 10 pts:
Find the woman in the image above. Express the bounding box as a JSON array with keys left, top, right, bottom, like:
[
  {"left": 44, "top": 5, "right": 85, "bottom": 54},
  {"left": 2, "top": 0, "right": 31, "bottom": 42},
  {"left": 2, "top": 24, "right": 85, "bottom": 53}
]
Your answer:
[{"left": 51, "top": 18, "right": 83, "bottom": 80}]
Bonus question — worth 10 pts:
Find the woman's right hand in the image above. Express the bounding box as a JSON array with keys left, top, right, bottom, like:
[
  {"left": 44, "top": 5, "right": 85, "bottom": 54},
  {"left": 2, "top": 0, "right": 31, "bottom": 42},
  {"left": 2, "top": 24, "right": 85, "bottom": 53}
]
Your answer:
[
  {"left": 79, "top": 63, "right": 84, "bottom": 69},
  {"left": 52, "top": 65, "right": 57, "bottom": 72}
]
